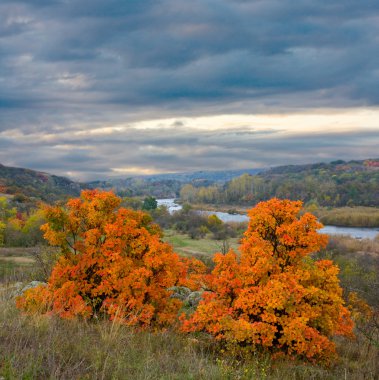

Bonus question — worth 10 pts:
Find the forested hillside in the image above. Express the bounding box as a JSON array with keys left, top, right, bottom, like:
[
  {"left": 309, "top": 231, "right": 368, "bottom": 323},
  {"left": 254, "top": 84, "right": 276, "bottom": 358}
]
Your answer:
[
  {"left": 87, "top": 168, "right": 263, "bottom": 198},
  {"left": 0, "top": 164, "right": 81, "bottom": 202},
  {"left": 180, "top": 159, "right": 379, "bottom": 207},
  {"left": 2, "top": 159, "right": 378, "bottom": 207},
  {"left": 87, "top": 177, "right": 183, "bottom": 198}
]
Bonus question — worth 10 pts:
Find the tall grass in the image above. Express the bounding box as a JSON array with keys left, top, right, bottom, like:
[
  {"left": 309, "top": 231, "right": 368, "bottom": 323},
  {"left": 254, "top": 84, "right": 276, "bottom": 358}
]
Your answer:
[
  {"left": 0, "top": 248, "right": 34, "bottom": 283},
  {"left": 1, "top": 238, "right": 379, "bottom": 379},
  {"left": 312, "top": 207, "right": 379, "bottom": 228},
  {"left": 1, "top": 287, "right": 378, "bottom": 379},
  {"left": 0, "top": 291, "right": 224, "bottom": 379}
]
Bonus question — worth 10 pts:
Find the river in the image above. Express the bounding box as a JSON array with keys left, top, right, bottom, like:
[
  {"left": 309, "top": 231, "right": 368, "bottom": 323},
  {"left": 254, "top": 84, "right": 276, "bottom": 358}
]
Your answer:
[{"left": 157, "top": 199, "right": 379, "bottom": 240}]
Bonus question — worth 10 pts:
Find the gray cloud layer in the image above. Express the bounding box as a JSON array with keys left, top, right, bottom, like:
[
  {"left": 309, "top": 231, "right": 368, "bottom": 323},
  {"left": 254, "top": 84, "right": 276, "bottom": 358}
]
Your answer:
[
  {"left": 0, "top": 0, "right": 378, "bottom": 179},
  {"left": 1, "top": 124, "right": 378, "bottom": 181}
]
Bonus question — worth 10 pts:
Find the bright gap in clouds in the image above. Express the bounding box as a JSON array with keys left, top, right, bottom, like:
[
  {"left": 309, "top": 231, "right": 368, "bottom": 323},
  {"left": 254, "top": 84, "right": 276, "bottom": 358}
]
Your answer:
[
  {"left": 1, "top": 108, "right": 378, "bottom": 181},
  {"left": 127, "top": 108, "right": 379, "bottom": 134},
  {"left": 111, "top": 167, "right": 163, "bottom": 175}
]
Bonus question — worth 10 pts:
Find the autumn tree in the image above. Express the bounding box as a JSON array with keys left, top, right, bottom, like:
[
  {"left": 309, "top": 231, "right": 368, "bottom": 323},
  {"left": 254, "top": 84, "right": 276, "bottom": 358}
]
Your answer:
[
  {"left": 180, "top": 184, "right": 197, "bottom": 203},
  {"left": 3, "top": 208, "right": 46, "bottom": 246},
  {"left": 181, "top": 198, "right": 354, "bottom": 363},
  {"left": 17, "top": 190, "right": 205, "bottom": 328},
  {"left": 225, "top": 173, "right": 254, "bottom": 202}
]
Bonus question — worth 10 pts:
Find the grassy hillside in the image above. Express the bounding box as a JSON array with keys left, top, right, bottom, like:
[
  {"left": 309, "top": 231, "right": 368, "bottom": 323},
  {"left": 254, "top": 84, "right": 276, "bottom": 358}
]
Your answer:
[
  {"left": 1, "top": 235, "right": 378, "bottom": 379},
  {"left": 0, "top": 294, "right": 376, "bottom": 380},
  {"left": 0, "top": 164, "right": 81, "bottom": 202}
]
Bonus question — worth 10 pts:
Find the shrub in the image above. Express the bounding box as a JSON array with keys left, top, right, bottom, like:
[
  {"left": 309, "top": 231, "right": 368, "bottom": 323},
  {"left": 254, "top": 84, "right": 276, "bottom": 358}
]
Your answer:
[
  {"left": 181, "top": 198, "right": 354, "bottom": 363},
  {"left": 17, "top": 190, "right": 205, "bottom": 328}
]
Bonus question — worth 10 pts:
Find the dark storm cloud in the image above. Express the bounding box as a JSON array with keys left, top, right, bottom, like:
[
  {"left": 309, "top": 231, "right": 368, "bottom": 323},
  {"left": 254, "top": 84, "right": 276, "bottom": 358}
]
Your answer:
[
  {"left": 0, "top": 0, "right": 378, "bottom": 178},
  {"left": 1, "top": 0, "right": 378, "bottom": 112}
]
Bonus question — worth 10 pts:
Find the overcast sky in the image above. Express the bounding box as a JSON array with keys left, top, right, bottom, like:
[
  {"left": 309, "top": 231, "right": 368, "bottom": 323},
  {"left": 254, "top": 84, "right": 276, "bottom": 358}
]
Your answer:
[{"left": 1, "top": 0, "right": 378, "bottom": 180}]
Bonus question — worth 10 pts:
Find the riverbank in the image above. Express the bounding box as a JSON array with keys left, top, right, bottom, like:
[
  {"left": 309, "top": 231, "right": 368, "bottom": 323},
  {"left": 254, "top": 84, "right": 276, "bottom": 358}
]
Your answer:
[
  {"left": 182, "top": 202, "right": 249, "bottom": 215},
  {"left": 159, "top": 200, "right": 379, "bottom": 238},
  {"left": 311, "top": 207, "right": 379, "bottom": 228},
  {"left": 176, "top": 201, "right": 379, "bottom": 229}
]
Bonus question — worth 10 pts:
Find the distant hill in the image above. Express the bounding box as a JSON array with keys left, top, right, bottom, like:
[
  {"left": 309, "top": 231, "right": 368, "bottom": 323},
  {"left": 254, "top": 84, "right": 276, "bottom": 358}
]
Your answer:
[
  {"left": 179, "top": 159, "right": 379, "bottom": 207},
  {"left": 0, "top": 164, "right": 264, "bottom": 202},
  {"left": 3, "top": 159, "right": 378, "bottom": 207},
  {"left": 87, "top": 177, "right": 183, "bottom": 198},
  {"left": 257, "top": 159, "right": 379, "bottom": 206},
  {"left": 0, "top": 164, "right": 81, "bottom": 202},
  {"left": 138, "top": 168, "right": 264, "bottom": 183},
  {"left": 87, "top": 168, "right": 264, "bottom": 198}
]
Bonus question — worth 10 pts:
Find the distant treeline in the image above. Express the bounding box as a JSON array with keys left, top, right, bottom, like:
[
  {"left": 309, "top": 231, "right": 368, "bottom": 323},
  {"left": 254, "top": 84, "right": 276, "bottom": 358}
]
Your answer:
[
  {"left": 87, "top": 170, "right": 261, "bottom": 199},
  {"left": 88, "top": 178, "right": 183, "bottom": 199},
  {"left": 1, "top": 159, "right": 378, "bottom": 208},
  {"left": 180, "top": 159, "right": 379, "bottom": 207}
]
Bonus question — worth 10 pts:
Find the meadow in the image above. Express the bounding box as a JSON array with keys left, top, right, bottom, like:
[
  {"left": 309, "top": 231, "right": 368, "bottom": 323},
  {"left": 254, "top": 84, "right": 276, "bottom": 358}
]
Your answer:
[
  {"left": 162, "top": 229, "right": 240, "bottom": 267},
  {"left": 1, "top": 231, "right": 378, "bottom": 379}
]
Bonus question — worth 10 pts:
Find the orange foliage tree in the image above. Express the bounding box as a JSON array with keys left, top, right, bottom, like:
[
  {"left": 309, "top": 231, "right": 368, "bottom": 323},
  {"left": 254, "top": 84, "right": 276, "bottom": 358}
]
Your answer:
[
  {"left": 181, "top": 198, "right": 354, "bottom": 363},
  {"left": 17, "top": 190, "right": 205, "bottom": 328}
]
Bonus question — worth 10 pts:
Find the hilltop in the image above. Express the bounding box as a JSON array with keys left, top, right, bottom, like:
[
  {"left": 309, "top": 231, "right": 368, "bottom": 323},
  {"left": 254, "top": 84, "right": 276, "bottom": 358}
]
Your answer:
[{"left": 0, "top": 164, "right": 81, "bottom": 203}]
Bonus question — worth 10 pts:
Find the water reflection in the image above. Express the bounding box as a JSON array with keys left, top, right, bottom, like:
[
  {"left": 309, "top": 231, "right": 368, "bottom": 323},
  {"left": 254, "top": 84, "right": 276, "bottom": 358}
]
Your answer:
[{"left": 157, "top": 199, "right": 379, "bottom": 240}]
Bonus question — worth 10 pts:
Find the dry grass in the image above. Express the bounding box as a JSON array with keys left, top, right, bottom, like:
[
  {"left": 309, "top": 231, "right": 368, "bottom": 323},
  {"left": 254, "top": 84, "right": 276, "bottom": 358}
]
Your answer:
[
  {"left": 313, "top": 207, "right": 379, "bottom": 228},
  {"left": 1, "top": 285, "right": 378, "bottom": 380},
  {"left": 0, "top": 246, "right": 61, "bottom": 284},
  {"left": 0, "top": 256, "right": 35, "bottom": 264},
  {"left": 326, "top": 234, "right": 379, "bottom": 256},
  {"left": 1, "top": 238, "right": 378, "bottom": 379},
  {"left": 0, "top": 291, "right": 223, "bottom": 380}
]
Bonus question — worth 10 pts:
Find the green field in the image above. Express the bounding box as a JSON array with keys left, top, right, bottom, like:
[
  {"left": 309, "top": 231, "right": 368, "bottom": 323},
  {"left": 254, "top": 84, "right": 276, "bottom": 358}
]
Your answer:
[{"left": 163, "top": 229, "right": 240, "bottom": 264}]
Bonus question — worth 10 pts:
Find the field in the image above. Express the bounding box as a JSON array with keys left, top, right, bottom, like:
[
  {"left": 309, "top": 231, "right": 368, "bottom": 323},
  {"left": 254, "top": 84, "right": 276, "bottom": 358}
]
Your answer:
[
  {"left": 1, "top": 233, "right": 379, "bottom": 379},
  {"left": 163, "top": 229, "right": 240, "bottom": 265},
  {"left": 0, "top": 284, "right": 377, "bottom": 379}
]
